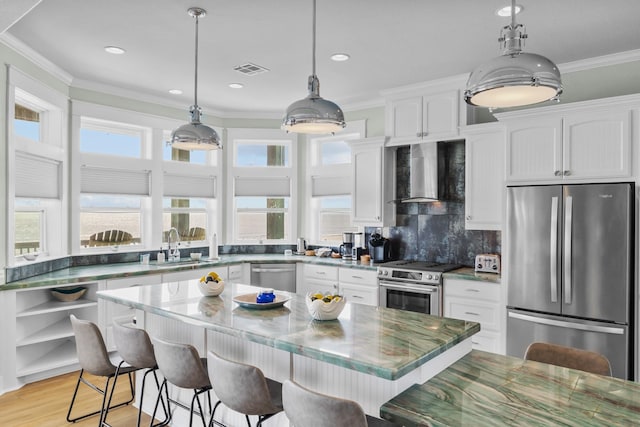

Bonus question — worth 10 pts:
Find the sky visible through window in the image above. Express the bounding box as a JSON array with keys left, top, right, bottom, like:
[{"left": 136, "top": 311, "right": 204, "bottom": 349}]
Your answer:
[
  {"left": 80, "top": 128, "right": 141, "bottom": 157},
  {"left": 14, "top": 120, "right": 39, "bottom": 141}
]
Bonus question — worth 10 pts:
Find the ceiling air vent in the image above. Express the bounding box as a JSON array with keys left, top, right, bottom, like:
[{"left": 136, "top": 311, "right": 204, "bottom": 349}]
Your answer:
[{"left": 233, "top": 62, "right": 270, "bottom": 76}]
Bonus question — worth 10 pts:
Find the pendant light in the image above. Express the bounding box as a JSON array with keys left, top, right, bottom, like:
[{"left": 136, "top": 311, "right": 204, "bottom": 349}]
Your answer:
[
  {"left": 464, "top": 0, "right": 562, "bottom": 109},
  {"left": 169, "top": 7, "right": 221, "bottom": 150},
  {"left": 282, "top": 0, "right": 345, "bottom": 135}
]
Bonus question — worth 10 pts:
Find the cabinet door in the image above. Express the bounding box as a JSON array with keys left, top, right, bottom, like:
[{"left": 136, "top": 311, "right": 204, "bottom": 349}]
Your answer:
[
  {"left": 563, "top": 110, "right": 631, "bottom": 179},
  {"left": 387, "top": 96, "right": 423, "bottom": 143},
  {"left": 352, "top": 142, "right": 383, "bottom": 224},
  {"left": 506, "top": 118, "right": 562, "bottom": 182},
  {"left": 339, "top": 282, "right": 378, "bottom": 306},
  {"left": 464, "top": 126, "right": 505, "bottom": 230},
  {"left": 423, "top": 90, "right": 459, "bottom": 141}
]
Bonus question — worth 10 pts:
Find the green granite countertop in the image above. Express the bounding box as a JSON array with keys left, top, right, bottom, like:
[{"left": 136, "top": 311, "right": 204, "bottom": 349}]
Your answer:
[
  {"left": 380, "top": 350, "right": 640, "bottom": 426},
  {"left": 2, "top": 254, "right": 377, "bottom": 290},
  {"left": 444, "top": 267, "right": 501, "bottom": 284},
  {"left": 97, "top": 282, "right": 479, "bottom": 380}
]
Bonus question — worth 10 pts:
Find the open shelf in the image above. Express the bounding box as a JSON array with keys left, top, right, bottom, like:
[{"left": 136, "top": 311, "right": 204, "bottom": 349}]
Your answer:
[
  {"left": 16, "top": 299, "right": 98, "bottom": 318},
  {"left": 16, "top": 339, "right": 78, "bottom": 377},
  {"left": 16, "top": 318, "right": 74, "bottom": 347}
]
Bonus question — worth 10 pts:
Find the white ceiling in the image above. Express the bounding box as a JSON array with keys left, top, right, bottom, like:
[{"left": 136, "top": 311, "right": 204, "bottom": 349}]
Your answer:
[{"left": 5, "top": 0, "right": 640, "bottom": 117}]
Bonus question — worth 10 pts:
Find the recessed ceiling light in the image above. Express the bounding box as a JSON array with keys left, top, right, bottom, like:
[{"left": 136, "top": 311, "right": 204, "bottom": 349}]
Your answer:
[
  {"left": 228, "top": 83, "right": 244, "bottom": 89},
  {"left": 331, "top": 53, "right": 350, "bottom": 62},
  {"left": 168, "top": 89, "right": 183, "bottom": 95},
  {"left": 496, "top": 4, "right": 523, "bottom": 17},
  {"left": 104, "top": 46, "right": 126, "bottom": 55}
]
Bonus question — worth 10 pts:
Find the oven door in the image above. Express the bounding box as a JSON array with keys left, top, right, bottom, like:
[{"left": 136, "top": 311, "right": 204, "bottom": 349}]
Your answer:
[{"left": 379, "top": 281, "right": 441, "bottom": 316}]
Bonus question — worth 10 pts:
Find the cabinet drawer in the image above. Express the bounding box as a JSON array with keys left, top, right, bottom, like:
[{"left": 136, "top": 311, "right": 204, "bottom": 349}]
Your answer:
[
  {"left": 339, "top": 283, "right": 378, "bottom": 307},
  {"left": 446, "top": 298, "right": 500, "bottom": 331},
  {"left": 298, "top": 278, "right": 338, "bottom": 296},
  {"left": 444, "top": 278, "right": 500, "bottom": 302},
  {"left": 338, "top": 268, "right": 377, "bottom": 287},
  {"left": 228, "top": 264, "right": 244, "bottom": 281},
  {"left": 470, "top": 330, "right": 503, "bottom": 354},
  {"left": 303, "top": 264, "right": 338, "bottom": 281}
]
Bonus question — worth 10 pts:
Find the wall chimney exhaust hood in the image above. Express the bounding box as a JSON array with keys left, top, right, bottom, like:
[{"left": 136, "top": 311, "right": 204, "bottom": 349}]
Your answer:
[{"left": 401, "top": 142, "right": 441, "bottom": 203}]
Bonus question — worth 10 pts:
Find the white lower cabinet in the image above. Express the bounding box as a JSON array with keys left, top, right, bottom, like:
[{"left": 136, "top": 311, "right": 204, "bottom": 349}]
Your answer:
[
  {"left": 338, "top": 268, "right": 378, "bottom": 306},
  {"left": 443, "top": 278, "right": 504, "bottom": 354},
  {"left": 298, "top": 264, "right": 339, "bottom": 296}
]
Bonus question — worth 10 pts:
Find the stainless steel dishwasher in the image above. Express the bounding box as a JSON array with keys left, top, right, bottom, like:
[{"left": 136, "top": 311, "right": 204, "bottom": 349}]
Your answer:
[{"left": 250, "top": 263, "right": 296, "bottom": 292}]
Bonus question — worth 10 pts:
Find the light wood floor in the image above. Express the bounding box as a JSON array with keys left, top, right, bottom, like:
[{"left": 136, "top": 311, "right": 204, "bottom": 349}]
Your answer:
[{"left": 0, "top": 371, "right": 159, "bottom": 427}]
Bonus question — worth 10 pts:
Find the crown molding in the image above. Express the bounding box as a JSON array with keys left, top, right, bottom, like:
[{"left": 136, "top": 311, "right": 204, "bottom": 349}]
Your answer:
[
  {"left": 0, "top": 32, "right": 72, "bottom": 85},
  {"left": 558, "top": 49, "right": 640, "bottom": 73}
]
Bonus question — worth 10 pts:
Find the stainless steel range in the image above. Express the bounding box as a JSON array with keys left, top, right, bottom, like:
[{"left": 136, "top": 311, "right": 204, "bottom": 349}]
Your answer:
[{"left": 378, "top": 261, "right": 460, "bottom": 316}]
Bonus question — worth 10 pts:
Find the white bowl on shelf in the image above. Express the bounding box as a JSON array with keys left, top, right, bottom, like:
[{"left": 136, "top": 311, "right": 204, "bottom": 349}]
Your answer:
[
  {"left": 23, "top": 253, "right": 39, "bottom": 261},
  {"left": 190, "top": 252, "right": 202, "bottom": 261},
  {"left": 198, "top": 279, "right": 224, "bottom": 296},
  {"left": 305, "top": 293, "right": 346, "bottom": 321}
]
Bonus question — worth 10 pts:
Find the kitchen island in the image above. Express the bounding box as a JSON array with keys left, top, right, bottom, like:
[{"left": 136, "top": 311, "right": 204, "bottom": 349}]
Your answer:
[
  {"left": 98, "top": 280, "right": 479, "bottom": 425},
  {"left": 381, "top": 350, "right": 640, "bottom": 426}
]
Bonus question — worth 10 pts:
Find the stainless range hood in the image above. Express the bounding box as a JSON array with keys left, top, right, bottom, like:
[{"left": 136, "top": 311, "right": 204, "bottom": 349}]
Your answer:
[{"left": 401, "top": 142, "right": 441, "bottom": 203}]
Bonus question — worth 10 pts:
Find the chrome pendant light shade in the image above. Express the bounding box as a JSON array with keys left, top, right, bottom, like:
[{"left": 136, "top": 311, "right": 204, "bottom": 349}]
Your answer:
[
  {"left": 170, "top": 7, "right": 221, "bottom": 150},
  {"left": 465, "top": 1, "right": 562, "bottom": 109},
  {"left": 282, "top": 0, "right": 345, "bottom": 135}
]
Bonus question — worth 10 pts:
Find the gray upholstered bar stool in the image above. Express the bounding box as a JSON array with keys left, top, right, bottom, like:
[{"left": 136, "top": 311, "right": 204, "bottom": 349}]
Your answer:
[
  {"left": 111, "top": 321, "right": 170, "bottom": 427},
  {"left": 524, "top": 342, "right": 612, "bottom": 376},
  {"left": 206, "top": 351, "right": 283, "bottom": 427},
  {"left": 151, "top": 337, "right": 213, "bottom": 427},
  {"left": 67, "top": 314, "right": 136, "bottom": 427},
  {"left": 282, "top": 380, "right": 397, "bottom": 427}
]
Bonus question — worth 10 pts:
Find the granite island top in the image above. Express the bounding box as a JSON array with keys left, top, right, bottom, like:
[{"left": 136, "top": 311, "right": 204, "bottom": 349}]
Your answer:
[
  {"left": 98, "top": 282, "right": 480, "bottom": 381},
  {"left": 2, "top": 254, "right": 377, "bottom": 290},
  {"left": 381, "top": 350, "right": 640, "bottom": 426}
]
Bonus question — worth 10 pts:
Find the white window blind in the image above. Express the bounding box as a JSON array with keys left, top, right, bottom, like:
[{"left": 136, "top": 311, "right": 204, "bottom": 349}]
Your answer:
[
  {"left": 311, "top": 175, "right": 350, "bottom": 197},
  {"left": 15, "top": 152, "right": 61, "bottom": 199},
  {"left": 81, "top": 166, "right": 150, "bottom": 195},
  {"left": 234, "top": 176, "right": 290, "bottom": 197},
  {"left": 164, "top": 173, "right": 216, "bottom": 198}
]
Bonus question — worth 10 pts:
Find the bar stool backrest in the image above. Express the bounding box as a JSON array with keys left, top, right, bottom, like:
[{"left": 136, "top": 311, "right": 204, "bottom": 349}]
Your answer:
[
  {"left": 152, "top": 338, "right": 210, "bottom": 389},
  {"left": 282, "top": 380, "right": 368, "bottom": 427},
  {"left": 525, "top": 342, "right": 612, "bottom": 376},
  {"left": 70, "top": 314, "right": 116, "bottom": 377},
  {"left": 112, "top": 321, "right": 157, "bottom": 369}
]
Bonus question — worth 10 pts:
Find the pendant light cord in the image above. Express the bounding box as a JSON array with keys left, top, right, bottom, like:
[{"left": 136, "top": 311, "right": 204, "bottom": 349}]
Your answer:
[
  {"left": 194, "top": 13, "right": 199, "bottom": 108},
  {"left": 311, "top": 0, "right": 316, "bottom": 77},
  {"left": 510, "top": 0, "right": 516, "bottom": 29}
]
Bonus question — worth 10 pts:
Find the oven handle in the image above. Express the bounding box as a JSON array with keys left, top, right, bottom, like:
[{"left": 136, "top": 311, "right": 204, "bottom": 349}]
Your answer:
[{"left": 379, "top": 282, "right": 438, "bottom": 294}]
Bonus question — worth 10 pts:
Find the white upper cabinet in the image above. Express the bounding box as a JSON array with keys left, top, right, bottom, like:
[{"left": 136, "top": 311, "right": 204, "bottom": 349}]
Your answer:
[
  {"left": 382, "top": 75, "right": 468, "bottom": 146},
  {"left": 386, "top": 90, "right": 460, "bottom": 145},
  {"left": 350, "top": 137, "right": 395, "bottom": 227},
  {"left": 462, "top": 124, "right": 505, "bottom": 230},
  {"left": 499, "top": 97, "right": 635, "bottom": 184}
]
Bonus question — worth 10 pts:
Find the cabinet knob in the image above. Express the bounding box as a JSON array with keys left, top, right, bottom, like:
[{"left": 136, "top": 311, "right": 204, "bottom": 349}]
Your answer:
[
  {"left": 563, "top": 170, "right": 571, "bottom": 176},
  {"left": 554, "top": 170, "right": 562, "bottom": 176},
  {"left": 466, "top": 215, "right": 471, "bottom": 220}
]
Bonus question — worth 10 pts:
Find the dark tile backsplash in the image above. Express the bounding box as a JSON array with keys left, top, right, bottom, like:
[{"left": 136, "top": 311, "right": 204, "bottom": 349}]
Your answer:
[{"left": 368, "top": 141, "right": 501, "bottom": 267}]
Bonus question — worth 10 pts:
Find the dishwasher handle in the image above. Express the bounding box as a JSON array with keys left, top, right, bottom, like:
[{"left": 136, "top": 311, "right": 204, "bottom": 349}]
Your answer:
[{"left": 251, "top": 267, "right": 296, "bottom": 274}]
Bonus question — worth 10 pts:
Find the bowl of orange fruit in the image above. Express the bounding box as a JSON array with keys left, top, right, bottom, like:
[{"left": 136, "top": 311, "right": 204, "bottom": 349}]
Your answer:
[{"left": 305, "top": 292, "right": 346, "bottom": 320}]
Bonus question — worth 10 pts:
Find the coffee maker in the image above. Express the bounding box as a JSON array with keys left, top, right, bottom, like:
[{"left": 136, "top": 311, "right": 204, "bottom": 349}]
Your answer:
[
  {"left": 340, "top": 232, "right": 354, "bottom": 261},
  {"left": 369, "top": 232, "right": 391, "bottom": 263},
  {"left": 351, "top": 232, "right": 368, "bottom": 261}
]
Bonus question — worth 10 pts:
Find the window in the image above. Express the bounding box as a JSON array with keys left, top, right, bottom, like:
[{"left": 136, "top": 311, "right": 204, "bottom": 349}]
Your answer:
[
  {"left": 306, "top": 121, "right": 365, "bottom": 244},
  {"left": 162, "top": 198, "right": 209, "bottom": 245},
  {"left": 162, "top": 130, "right": 211, "bottom": 165},
  {"left": 14, "top": 103, "right": 40, "bottom": 143},
  {"left": 80, "top": 118, "right": 145, "bottom": 158},
  {"left": 227, "top": 129, "right": 297, "bottom": 244},
  {"left": 79, "top": 195, "right": 142, "bottom": 247},
  {"left": 14, "top": 199, "right": 44, "bottom": 256}
]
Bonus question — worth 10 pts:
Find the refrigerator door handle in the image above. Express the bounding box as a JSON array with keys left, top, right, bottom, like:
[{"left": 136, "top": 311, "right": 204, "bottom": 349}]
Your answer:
[
  {"left": 508, "top": 311, "right": 625, "bottom": 335},
  {"left": 550, "top": 196, "right": 559, "bottom": 303},
  {"left": 564, "top": 196, "right": 573, "bottom": 305}
]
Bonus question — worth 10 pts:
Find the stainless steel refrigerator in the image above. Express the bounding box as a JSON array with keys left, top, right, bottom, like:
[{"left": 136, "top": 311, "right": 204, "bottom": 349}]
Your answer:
[{"left": 506, "top": 183, "right": 634, "bottom": 379}]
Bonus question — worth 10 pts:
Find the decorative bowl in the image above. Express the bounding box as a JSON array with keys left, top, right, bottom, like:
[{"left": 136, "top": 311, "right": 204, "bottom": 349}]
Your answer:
[
  {"left": 198, "top": 278, "right": 225, "bottom": 296},
  {"left": 190, "top": 252, "right": 202, "bottom": 261},
  {"left": 51, "top": 286, "right": 87, "bottom": 302},
  {"left": 23, "top": 253, "right": 39, "bottom": 261},
  {"left": 306, "top": 293, "right": 346, "bottom": 321}
]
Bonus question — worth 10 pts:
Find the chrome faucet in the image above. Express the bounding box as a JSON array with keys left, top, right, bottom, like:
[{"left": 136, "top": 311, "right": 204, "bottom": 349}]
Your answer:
[{"left": 167, "top": 227, "right": 181, "bottom": 261}]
